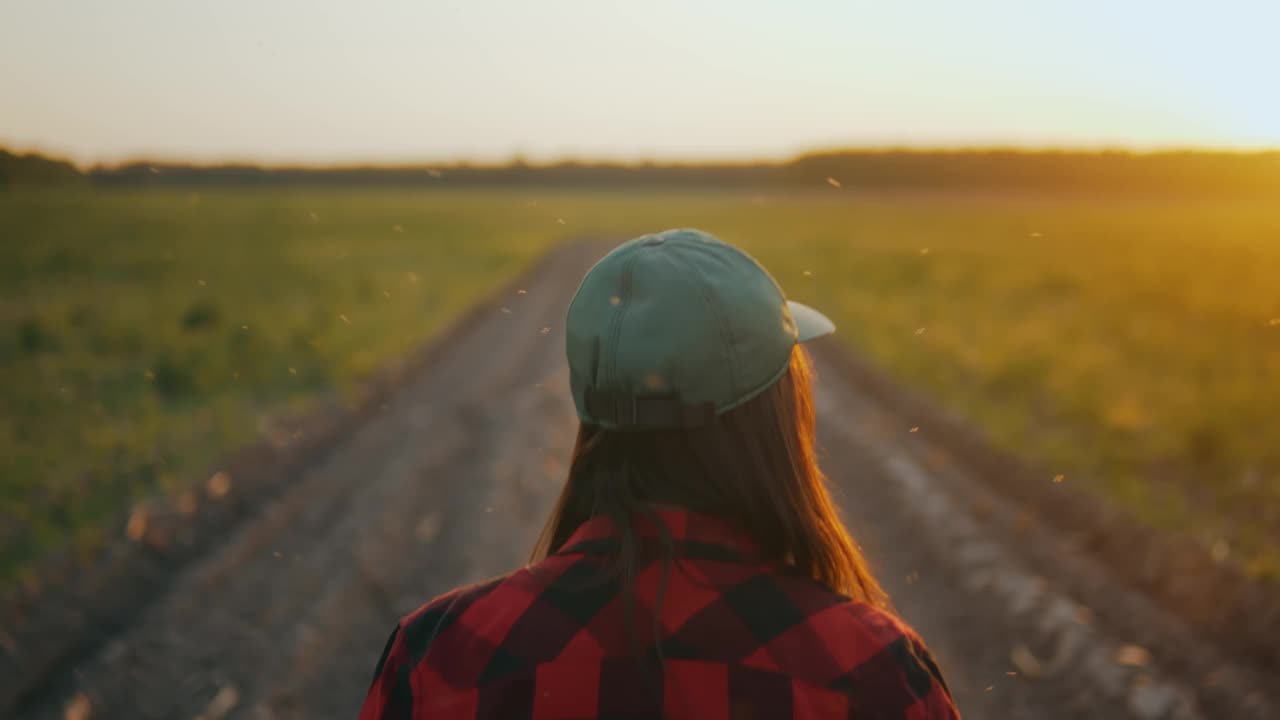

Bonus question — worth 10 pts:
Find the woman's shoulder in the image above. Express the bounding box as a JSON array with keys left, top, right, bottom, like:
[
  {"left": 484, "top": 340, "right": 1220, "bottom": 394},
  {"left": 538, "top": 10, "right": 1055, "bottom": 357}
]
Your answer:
[
  {"left": 396, "top": 559, "right": 567, "bottom": 654},
  {"left": 766, "top": 572, "right": 950, "bottom": 692},
  {"left": 398, "top": 572, "right": 518, "bottom": 643},
  {"left": 358, "top": 569, "right": 543, "bottom": 720},
  {"left": 815, "top": 598, "right": 955, "bottom": 714},
  {"left": 771, "top": 569, "right": 920, "bottom": 644},
  {"left": 829, "top": 595, "right": 925, "bottom": 648}
]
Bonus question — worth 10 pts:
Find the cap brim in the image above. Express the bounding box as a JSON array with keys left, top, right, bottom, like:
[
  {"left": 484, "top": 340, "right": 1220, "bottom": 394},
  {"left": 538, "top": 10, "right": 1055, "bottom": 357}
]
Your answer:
[{"left": 788, "top": 301, "right": 836, "bottom": 342}]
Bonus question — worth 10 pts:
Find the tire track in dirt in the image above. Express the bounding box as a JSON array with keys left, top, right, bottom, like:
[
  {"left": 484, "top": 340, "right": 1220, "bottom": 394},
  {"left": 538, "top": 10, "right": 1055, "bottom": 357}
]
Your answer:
[
  {"left": 19, "top": 246, "right": 586, "bottom": 720},
  {"left": 17, "top": 242, "right": 1266, "bottom": 720},
  {"left": 813, "top": 349, "right": 1173, "bottom": 720},
  {"left": 809, "top": 342, "right": 1276, "bottom": 720}
]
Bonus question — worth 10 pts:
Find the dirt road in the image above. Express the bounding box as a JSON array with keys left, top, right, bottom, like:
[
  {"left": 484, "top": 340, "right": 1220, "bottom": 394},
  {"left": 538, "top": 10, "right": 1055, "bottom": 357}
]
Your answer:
[{"left": 13, "top": 243, "right": 1270, "bottom": 719}]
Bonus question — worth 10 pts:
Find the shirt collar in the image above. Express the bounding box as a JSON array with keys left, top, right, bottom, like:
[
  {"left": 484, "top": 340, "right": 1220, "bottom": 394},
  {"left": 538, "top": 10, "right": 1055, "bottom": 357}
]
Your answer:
[{"left": 557, "top": 507, "right": 760, "bottom": 559}]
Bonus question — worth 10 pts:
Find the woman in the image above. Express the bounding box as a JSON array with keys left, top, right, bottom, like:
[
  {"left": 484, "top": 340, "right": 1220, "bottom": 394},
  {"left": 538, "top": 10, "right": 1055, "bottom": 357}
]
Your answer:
[{"left": 360, "top": 229, "right": 960, "bottom": 719}]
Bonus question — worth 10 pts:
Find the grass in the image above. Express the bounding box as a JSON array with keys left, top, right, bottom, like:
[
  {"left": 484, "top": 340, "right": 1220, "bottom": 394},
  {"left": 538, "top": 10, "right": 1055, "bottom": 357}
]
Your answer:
[
  {"left": 0, "top": 188, "right": 560, "bottom": 583},
  {"left": 2, "top": 186, "right": 1278, "bottom": 585}
]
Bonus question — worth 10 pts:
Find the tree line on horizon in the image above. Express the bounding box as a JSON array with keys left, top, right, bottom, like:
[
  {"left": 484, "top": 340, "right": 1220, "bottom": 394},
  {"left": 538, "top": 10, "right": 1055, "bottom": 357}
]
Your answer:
[{"left": 3, "top": 146, "right": 1278, "bottom": 194}]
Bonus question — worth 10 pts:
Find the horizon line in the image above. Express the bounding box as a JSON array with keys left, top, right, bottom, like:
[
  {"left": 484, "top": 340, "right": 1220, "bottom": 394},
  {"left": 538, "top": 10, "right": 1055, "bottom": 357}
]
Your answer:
[{"left": 6, "top": 141, "right": 1280, "bottom": 173}]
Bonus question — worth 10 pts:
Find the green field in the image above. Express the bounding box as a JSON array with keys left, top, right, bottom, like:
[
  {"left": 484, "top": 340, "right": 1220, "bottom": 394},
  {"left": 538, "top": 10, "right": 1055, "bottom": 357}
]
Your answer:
[{"left": 3, "top": 187, "right": 1278, "bottom": 585}]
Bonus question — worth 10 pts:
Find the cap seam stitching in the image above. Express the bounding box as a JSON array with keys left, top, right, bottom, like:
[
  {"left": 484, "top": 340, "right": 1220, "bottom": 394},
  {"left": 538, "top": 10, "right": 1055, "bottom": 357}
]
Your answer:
[
  {"left": 674, "top": 251, "right": 740, "bottom": 400},
  {"left": 717, "top": 349, "right": 792, "bottom": 413},
  {"left": 716, "top": 241, "right": 787, "bottom": 298},
  {"left": 606, "top": 250, "right": 643, "bottom": 391}
]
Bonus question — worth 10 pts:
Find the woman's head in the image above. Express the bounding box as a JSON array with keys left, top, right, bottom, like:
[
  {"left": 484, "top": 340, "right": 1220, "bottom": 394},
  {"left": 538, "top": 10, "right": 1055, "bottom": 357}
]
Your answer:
[
  {"left": 536, "top": 229, "right": 885, "bottom": 605},
  {"left": 535, "top": 344, "right": 886, "bottom": 605}
]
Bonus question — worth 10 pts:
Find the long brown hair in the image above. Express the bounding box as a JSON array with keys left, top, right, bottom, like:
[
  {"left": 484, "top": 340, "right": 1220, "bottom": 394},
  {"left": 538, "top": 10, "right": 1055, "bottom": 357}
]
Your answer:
[{"left": 532, "top": 346, "right": 886, "bottom": 607}]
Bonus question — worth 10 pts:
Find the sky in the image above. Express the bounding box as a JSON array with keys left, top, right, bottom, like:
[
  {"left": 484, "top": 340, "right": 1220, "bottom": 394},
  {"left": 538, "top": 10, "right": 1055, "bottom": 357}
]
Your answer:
[{"left": 2, "top": 0, "right": 1278, "bottom": 166}]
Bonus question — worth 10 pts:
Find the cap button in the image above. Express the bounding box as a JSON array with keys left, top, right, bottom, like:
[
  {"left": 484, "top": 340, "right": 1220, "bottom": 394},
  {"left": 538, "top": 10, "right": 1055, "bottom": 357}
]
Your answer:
[{"left": 641, "top": 235, "right": 665, "bottom": 246}]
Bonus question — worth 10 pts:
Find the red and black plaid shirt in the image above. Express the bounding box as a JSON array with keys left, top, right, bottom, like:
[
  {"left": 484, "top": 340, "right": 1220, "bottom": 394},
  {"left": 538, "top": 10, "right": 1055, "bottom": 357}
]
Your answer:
[{"left": 360, "top": 509, "right": 959, "bottom": 719}]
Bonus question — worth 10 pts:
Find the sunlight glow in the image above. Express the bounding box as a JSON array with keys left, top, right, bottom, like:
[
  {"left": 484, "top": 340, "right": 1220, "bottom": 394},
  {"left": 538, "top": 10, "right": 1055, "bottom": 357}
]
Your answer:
[{"left": 1, "top": 0, "right": 1277, "bottom": 164}]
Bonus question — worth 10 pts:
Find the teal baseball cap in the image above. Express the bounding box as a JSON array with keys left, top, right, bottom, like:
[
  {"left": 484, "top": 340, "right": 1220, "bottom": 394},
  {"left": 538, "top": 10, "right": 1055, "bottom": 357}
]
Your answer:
[{"left": 566, "top": 228, "right": 835, "bottom": 430}]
